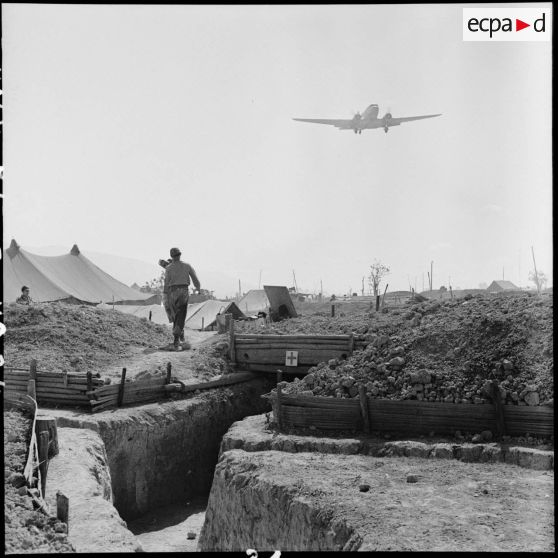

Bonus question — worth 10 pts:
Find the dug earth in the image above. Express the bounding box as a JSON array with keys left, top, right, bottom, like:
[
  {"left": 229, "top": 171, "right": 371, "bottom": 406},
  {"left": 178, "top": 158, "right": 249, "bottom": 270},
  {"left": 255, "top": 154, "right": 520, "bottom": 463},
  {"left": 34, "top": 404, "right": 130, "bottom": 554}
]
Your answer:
[{"left": 199, "top": 415, "right": 554, "bottom": 552}]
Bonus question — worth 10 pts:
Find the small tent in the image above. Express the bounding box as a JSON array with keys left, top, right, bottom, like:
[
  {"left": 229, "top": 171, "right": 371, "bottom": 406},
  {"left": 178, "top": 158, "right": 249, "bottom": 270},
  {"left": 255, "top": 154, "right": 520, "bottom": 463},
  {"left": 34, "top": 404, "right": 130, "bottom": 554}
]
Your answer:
[
  {"left": 486, "top": 280, "right": 519, "bottom": 292},
  {"left": 107, "top": 303, "right": 170, "bottom": 325},
  {"left": 238, "top": 289, "right": 270, "bottom": 315},
  {"left": 3, "top": 239, "right": 157, "bottom": 305},
  {"left": 185, "top": 300, "right": 244, "bottom": 331},
  {"left": 185, "top": 300, "right": 245, "bottom": 331}
]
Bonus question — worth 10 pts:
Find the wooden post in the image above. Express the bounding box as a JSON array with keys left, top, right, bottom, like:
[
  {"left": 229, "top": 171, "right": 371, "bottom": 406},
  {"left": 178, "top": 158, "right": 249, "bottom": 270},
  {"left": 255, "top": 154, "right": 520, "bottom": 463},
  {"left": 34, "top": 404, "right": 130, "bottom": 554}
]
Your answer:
[
  {"left": 358, "top": 385, "right": 371, "bottom": 434},
  {"left": 63, "top": 371, "right": 68, "bottom": 388},
  {"left": 86, "top": 372, "right": 93, "bottom": 393},
  {"left": 56, "top": 491, "right": 69, "bottom": 533},
  {"left": 449, "top": 285, "right": 453, "bottom": 300},
  {"left": 375, "top": 295, "right": 380, "bottom": 311},
  {"left": 28, "top": 360, "right": 38, "bottom": 400},
  {"left": 331, "top": 304, "right": 335, "bottom": 317},
  {"left": 38, "top": 431, "right": 49, "bottom": 498},
  {"left": 27, "top": 379, "right": 37, "bottom": 400},
  {"left": 149, "top": 310, "right": 152, "bottom": 321},
  {"left": 166, "top": 362, "right": 172, "bottom": 385},
  {"left": 348, "top": 333, "right": 354, "bottom": 356},
  {"left": 36, "top": 416, "right": 59, "bottom": 458},
  {"left": 490, "top": 380, "right": 506, "bottom": 439},
  {"left": 229, "top": 317, "right": 236, "bottom": 363},
  {"left": 30, "top": 360, "right": 38, "bottom": 380},
  {"left": 276, "top": 378, "right": 283, "bottom": 432},
  {"left": 381, "top": 284, "right": 389, "bottom": 308},
  {"left": 201, "top": 317, "right": 205, "bottom": 331},
  {"left": 118, "top": 368, "right": 127, "bottom": 407}
]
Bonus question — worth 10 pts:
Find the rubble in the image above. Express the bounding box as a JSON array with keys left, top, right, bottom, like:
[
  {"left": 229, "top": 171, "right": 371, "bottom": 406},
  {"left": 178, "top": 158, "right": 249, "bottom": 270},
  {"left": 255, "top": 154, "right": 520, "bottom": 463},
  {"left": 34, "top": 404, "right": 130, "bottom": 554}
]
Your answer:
[{"left": 271, "top": 293, "right": 552, "bottom": 406}]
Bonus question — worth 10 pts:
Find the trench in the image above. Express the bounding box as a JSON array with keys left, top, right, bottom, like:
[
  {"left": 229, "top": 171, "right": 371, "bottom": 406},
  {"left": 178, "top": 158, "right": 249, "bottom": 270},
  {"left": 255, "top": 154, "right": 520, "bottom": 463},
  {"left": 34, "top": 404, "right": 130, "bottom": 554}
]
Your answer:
[{"left": 53, "top": 375, "right": 275, "bottom": 552}]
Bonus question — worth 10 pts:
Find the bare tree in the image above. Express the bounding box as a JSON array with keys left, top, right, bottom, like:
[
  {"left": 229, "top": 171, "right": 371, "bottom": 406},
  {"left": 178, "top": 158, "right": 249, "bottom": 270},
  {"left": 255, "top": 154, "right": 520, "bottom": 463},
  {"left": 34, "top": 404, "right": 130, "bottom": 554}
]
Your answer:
[
  {"left": 368, "top": 260, "right": 390, "bottom": 297},
  {"left": 529, "top": 269, "right": 548, "bottom": 292},
  {"left": 140, "top": 270, "right": 165, "bottom": 294}
]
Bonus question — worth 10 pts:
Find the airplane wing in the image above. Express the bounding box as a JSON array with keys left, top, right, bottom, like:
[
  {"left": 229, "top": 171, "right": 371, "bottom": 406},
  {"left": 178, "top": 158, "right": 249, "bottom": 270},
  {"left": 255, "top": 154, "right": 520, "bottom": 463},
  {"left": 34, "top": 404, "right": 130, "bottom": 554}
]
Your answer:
[
  {"left": 389, "top": 114, "right": 442, "bottom": 125},
  {"left": 293, "top": 118, "right": 353, "bottom": 129}
]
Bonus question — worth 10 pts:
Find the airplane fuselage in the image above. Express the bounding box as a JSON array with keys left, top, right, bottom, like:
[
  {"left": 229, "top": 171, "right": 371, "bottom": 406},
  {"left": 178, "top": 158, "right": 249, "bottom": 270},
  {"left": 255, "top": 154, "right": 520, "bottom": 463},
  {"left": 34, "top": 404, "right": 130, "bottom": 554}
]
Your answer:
[{"left": 345, "top": 104, "right": 395, "bottom": 133}]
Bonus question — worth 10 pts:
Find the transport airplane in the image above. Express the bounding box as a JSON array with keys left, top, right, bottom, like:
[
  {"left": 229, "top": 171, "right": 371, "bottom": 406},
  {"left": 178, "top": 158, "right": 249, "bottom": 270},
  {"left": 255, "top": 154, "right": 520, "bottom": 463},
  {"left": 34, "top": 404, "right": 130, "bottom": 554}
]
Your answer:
[{"left": 293, "top": 104, "right": 441, "bottom": 134}]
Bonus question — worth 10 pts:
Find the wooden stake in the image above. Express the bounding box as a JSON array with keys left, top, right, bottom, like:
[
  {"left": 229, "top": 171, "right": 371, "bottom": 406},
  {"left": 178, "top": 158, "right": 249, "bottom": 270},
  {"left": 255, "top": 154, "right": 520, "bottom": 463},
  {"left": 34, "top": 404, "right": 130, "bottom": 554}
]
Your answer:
[
  {"left": 201, "top": 317, "right": 205, "bottom": 331},
  {"left": 27, "top": 379, "right": 37, "bottom": 400},
  {"left": 118, "top": 368, "right": 127, "bottom": 407},
  {"left": 348, "top": 334, "right": 354, "bottom": 356},
  {"left": 381, "top": 283, "right": 389, "bottom": 308},
  {"left": 86, "top": 372, "right": 93, "bottom": 393},
  {"left": 229, "top": 317, "right": 236, "bottom": 363},
  {"left": 166, "top": 362, "right": 172, "bottom": 385},
  {"left": 375, "top": 295, "right": 380, "bottom": 312},
  {"left": 490, "top": 380, "right": 506, "bottom": 439},
  {"left": 38, "top": 431, "right": 49, "bottom": 498},
  {"left": 28, "top": 360, "right": 37, "bottom": 399},
  {"left": 36, "top": 416, "right": 59, "bottom": 458},
  {"left": 331, "top": 304, "right": 335, "bottom": 317},
  {"left": 358, "top": 385, "right": 371, "bottom": 434},
  {"left": 56, "top": 491, "right": 69, "bottom": 533},
  {"left": 276, "top": 379, "right": 283, "bottom": 432}
]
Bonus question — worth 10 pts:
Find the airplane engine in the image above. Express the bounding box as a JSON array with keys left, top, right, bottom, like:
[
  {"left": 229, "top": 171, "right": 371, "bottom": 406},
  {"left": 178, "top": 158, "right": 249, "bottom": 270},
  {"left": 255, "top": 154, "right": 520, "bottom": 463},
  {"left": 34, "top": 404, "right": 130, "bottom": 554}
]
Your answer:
[{"left": 384, "top": 113, "right": 392, "bottom": 120}]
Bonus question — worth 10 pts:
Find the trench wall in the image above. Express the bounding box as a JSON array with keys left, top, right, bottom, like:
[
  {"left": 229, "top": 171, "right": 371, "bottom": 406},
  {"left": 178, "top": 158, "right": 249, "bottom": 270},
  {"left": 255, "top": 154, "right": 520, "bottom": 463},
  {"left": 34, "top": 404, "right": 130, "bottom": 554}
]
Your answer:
[
  {"left": 53, "top": 377, "right": 274, "bottom": 520},
  {"left": 199, "top": 449, "right": 362, "bottom": 551}
]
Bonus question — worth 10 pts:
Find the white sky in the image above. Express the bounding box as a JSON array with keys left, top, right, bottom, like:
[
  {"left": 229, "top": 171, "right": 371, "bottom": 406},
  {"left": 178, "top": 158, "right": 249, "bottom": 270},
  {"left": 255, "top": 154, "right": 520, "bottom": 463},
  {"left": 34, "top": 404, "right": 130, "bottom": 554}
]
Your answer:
[{"left": 2, "top": 4, "right": 553, "bottom": 297}]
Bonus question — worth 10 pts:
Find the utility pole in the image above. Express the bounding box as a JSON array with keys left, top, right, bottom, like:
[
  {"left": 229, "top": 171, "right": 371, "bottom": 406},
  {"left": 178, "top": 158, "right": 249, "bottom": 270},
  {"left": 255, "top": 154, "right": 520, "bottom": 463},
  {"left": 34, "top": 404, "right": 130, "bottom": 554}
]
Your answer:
[
  {"left": 292, "top": 270, "right": 298, "bottom": 293},
  {"left": 258, "top": 270, "right": 262, "bottom": 289},
  {"left": 320, "top": 279, "right": 323, "bottom": 300},
  {"left": 502, "top": 267, "right": 505, "bottom": 281},
  {"left": 238, "top": 279, "right": 242, "bottom": 298},
  {"left": 430, "top": 261, "right": 434, "bottom": 291},
  {"left": 531, "top": 246, "right": 540, "bottom": 294},
  {"left": 361, "top": 276, "right": 365, "bottom": 296}
]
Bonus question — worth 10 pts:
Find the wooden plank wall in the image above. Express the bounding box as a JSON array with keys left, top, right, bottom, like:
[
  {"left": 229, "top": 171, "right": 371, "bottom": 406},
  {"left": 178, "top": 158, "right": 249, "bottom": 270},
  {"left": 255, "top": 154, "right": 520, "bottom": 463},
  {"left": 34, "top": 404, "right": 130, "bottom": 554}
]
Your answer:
[
  {"left": 276, "top": 393, "right": 554, "bottom": 436},
  {"left": 233, "top": 334, "right": 354, "bottom": 371}
]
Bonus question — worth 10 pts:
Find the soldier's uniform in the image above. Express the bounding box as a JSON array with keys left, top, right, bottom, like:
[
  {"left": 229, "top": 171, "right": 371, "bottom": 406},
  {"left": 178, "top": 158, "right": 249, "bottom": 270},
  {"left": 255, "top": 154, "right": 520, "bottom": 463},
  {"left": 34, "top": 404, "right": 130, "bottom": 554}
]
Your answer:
[{"left": 163, "top": 248, "right": 201, "bottom": 349}]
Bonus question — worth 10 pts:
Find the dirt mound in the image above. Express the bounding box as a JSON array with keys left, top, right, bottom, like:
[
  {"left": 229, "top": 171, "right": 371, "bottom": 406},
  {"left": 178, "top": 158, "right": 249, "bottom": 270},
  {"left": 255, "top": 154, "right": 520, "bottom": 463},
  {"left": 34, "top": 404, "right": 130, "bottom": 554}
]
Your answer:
[
  {"left": 4, "top": 409, "right": 74, "bottom": 553},
  {"left": 262, "top": 292, "right": 553, "bottom": 406},
  {"left": 3, "top": 302, "right": 172, "bottom": 374}
]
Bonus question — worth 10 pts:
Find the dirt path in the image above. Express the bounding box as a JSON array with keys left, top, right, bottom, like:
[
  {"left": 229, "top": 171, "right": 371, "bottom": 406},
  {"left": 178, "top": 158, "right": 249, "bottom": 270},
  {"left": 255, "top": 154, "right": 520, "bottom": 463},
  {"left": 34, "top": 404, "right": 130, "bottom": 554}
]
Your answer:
[
  {"left": 128, "top": 497, "right": 207, "bottom": 552},
  {"left": 98, "top": 331, "right": 220, "bottom": 382}
]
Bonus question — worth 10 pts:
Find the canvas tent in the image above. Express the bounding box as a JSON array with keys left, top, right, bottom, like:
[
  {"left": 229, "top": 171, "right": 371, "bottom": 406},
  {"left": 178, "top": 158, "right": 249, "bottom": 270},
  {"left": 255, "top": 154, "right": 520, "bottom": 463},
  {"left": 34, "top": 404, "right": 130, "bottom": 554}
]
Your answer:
[
  {"left": 3, "top": 239, "right": 157, "bottom": 305},
  {"left": 238, "top": 289, "right": 270, "bottom": 315},
  {"left": 185, "top": 300, "right": 244, "bottom": 331},
  {"left": 105, "top": 303, "right": 170, "bottom": 325},
  {"left": 486, "top": 280, "right": 520, "bottom": 292}
]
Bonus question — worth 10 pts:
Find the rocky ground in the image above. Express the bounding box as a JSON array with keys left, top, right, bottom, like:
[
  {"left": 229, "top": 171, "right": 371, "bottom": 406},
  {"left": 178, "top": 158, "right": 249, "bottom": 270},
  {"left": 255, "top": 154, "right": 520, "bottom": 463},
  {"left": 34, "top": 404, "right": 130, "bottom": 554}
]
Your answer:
[
  {"left": 241, "top": 292, "right": 553, "bottom": 408},
  {"left": 3, "top": 301, "right": 230, "bottom": 383},
  {"left": 4, "top": 408, "right": 74, "bottom": 554}
]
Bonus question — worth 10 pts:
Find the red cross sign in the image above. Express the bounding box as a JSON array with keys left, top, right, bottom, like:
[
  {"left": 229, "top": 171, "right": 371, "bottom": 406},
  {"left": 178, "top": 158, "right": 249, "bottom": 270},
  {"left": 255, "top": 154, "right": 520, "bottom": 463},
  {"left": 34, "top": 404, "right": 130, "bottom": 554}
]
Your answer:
[{"left": 285, "top": 350, "right": 298, "bottom": 367}]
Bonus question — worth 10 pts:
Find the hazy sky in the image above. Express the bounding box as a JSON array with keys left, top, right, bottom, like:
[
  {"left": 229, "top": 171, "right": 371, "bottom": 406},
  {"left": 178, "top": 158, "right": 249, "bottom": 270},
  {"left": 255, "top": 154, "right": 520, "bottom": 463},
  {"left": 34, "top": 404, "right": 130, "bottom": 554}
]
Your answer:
[{"left": 3, "top": 4, "right": 552, "bottom": 297}]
